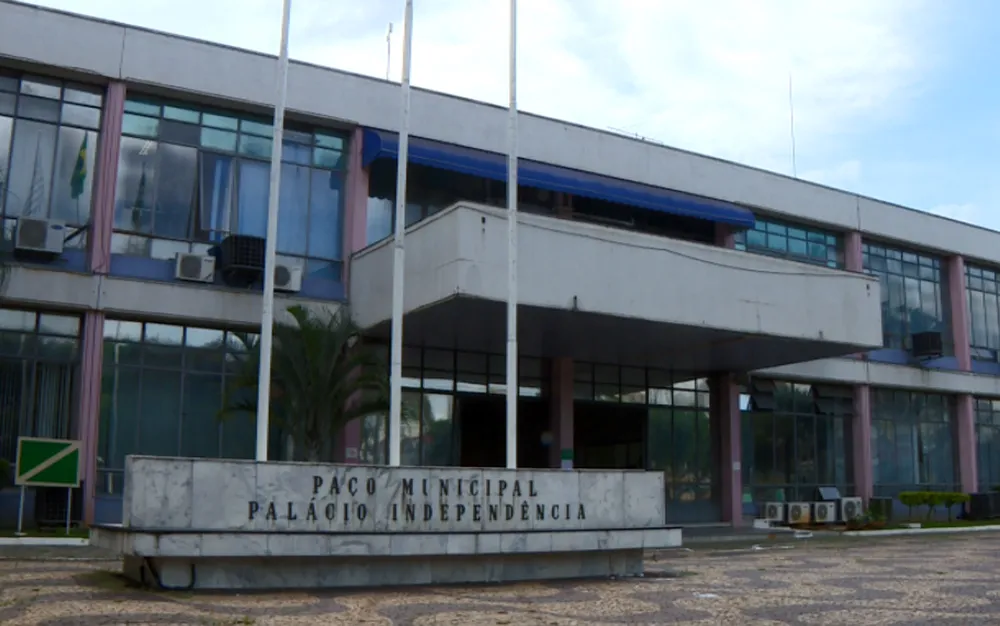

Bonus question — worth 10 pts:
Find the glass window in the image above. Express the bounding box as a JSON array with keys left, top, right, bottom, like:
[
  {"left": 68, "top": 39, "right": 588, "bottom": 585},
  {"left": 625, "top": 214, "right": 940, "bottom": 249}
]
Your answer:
[
  {"left": 976, "top": 399, "right": 1000, "bottom": 491},
  {"left": 870, "top": 388, "right": 955, "bottom": 497},
  {"left": 734, "top": 217, "right": 843, "bottom": 268},
  {"left": 863, "top": 242, "right": 943, "bottom": 350},
  {"left": 0, "top": 307, "right": 80, "bottom": 467},
  {"left": 113, "top": 94, "right": 348, "bottom": 276},
  {"left": 0, "top": 73, "right": 102, "bottom": 227},
  {"left": 97, "top": 320, "right": 256, "bottom": 494},
  {"left": 967, "top": 264, "right": 1000, "bottom": 360},
  {"left": 740, "top": 380, "right": 852, "bottom": 503}
]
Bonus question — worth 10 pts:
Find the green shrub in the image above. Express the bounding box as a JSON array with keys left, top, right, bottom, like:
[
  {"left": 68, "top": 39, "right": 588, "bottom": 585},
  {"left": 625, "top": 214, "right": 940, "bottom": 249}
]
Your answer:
[
  {"left": 898, "top": 491, "right": 925, "bottom": 520},
  {"left": 941, "top": 492, "right": 971, "bottom": 522}
]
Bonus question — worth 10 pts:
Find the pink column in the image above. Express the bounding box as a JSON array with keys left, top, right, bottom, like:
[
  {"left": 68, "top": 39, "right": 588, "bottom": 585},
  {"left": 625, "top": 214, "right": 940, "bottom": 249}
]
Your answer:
[
  {"left": 340, "top": 127, "right": 369, "bottom": 463},
  {"left": 78, "top": 311, "right": 105, "bottom": 525},
  {"left": 548, "top": 357, "right": 574, "bottom": 469},
  {"left": 852, "top": 385, "right": 873, "bottom": 503},
  {"left": 844, "top": 231, "right": 863, "bottom": 273},
  {"left": 956, "top": 394, "right": 977, "bottom": 493},
  {"left": 948, "top": 255, "right": 971, "bottom": 371},
  {"left": 712, "top": 373, "right": 742, "bottom": 526},
  {"left": 89, "top": 81, "right": 125, "bottom": 274}
]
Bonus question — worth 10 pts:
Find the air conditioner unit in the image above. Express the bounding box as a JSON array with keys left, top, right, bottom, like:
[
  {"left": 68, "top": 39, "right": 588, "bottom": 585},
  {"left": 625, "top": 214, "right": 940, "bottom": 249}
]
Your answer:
[
  {"left": 911, "top": 331, "right": 943, "bottom": 358},
  {"left": 787, "top": 502, "right": 812, "bottom": 525},
  {"left": 840, "top": 497, "right": 864, "bottom": 523},
  {"left": 174, "top": 253, "right": 216, "bottom": 283},
  {"left": 763, "top": 502, "right": 786, "bottom": 523},
  {"left": 273, "top": 262, "right": 303, "bottom": 293},
  {"left": 813, "top": 501, "right": 837, "bottom": 524},
  {"left": 14, "top": 217, "right": 65, "bottom": 257}
]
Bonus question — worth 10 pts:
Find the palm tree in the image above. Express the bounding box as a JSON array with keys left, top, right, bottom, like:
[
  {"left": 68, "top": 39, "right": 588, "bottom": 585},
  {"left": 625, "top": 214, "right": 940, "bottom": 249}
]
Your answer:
[{"left": 220, "top": 304, "right": 392, "bottom": 463}]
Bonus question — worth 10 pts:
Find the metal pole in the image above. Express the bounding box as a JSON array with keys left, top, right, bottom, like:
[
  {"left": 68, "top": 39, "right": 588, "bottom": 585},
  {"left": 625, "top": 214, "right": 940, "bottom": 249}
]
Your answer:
[
  {"left": 16, "top": 485, "right": 25, "bottom": 536},
  {"left": 505, "top": 0, "right": 519, "bottom": 469},
  {"left": 388, "top": 0, "right": 414, "bottom": 467},
  {"left": 255, "top": 0, "right": 292, "bottom": 462},
  {"left": 65, "top": 488, "right": 72, "bottom": 535}
]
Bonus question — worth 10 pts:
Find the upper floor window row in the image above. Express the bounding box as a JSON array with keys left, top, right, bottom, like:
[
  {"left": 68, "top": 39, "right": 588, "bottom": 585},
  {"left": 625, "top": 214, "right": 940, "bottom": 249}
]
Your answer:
[
  {"left": 863, "top": 242, "right": 944, "bottom": 350},
  {"left": 733, "top": 217, "right": 843, "bottom": 268},
  {"left": 966, "top": 264, "right": 1000, "bottom": 361},
  {"left": 0, "top": 71, "right": 103, "bottom": 237},
  {"left": 114, "top": 95, "right": 349, "bottom": 279}
]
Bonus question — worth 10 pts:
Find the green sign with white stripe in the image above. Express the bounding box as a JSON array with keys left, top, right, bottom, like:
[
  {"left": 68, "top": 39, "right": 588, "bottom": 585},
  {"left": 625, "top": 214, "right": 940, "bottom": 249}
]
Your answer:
[{"left": 15, "top": 437, "right": 82, "bottom": 488}]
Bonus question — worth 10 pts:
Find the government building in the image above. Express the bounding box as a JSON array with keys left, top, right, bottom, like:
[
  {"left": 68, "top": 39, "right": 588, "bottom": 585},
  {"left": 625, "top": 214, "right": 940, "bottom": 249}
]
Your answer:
[{"left": 0, "top": 0, "right": 995, "bottom": 528}]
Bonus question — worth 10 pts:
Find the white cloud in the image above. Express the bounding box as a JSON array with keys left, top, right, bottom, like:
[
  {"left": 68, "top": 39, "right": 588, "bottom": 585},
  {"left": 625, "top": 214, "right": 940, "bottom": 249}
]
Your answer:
[{"left": 30, "top": 0, "right": 934, "bottom": 179}]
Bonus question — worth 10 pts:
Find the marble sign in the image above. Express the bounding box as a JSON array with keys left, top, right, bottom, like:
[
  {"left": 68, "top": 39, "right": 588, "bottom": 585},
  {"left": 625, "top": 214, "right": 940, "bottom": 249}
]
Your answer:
[{"left": 122, "top": 456, "right": 667, "bottom": 534}]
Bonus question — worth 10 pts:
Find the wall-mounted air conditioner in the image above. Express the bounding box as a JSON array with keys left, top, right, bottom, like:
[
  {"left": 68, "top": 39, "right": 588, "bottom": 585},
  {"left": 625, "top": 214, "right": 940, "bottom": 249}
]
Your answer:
[
  {"left": 174, "top": 253, "right": 216, "bottom": 283},
  {"left": 763, "top": 502, "right": 786, "bottom": 523},
  {"left": 787, "top": 502, "right": 812, "bottom": 525},
  {"left": 273, "top": 262, "right": 303, "bottom": 293},
  {"left": 840, "top": 497, "right": 864, "bottom": 523},
  {"left": 813, "top": 501, "right": 837, "bottom": 524},
  {"left": 15, "top": 217, "right": 64, "bottom": 257}
]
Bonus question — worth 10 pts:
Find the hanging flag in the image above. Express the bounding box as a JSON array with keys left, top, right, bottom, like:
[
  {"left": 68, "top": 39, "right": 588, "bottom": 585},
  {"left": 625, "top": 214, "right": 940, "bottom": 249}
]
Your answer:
[{"left": 70, "top": 134, "right": 88, "bottom": 200}]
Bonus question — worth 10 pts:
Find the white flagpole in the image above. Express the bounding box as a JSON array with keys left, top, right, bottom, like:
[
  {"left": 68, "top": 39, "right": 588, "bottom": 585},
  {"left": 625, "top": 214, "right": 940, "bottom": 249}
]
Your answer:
[
  {"left": 505, "top": 0, "right": 519, "bottom": 470},
  {"left": 255, "top": 0, "right": 292, "bottom": 462},
  {"left": 388, "top": 0, "right": 414, "bottom": 467}
]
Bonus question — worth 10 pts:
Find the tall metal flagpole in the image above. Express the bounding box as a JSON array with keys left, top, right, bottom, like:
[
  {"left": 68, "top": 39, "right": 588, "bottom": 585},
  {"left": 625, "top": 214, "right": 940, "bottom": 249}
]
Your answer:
[
  {"left": 505, "top": 0, "right": 519, "bottom": 470},
  {"left": 255, "top": 0, "right": 292, "bottom": 461},
  {"left": 388, "top": 0, "right": 414, "bottom": 467}
]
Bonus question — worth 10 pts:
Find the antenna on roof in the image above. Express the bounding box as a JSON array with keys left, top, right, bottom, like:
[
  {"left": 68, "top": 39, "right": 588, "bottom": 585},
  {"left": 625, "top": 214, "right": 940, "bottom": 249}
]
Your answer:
[
  {"left": 385, "top": 22, "right": 394, "bottom": 80},
  {"left": 788, "top": 72, "right": 798, "bottom": 178}
]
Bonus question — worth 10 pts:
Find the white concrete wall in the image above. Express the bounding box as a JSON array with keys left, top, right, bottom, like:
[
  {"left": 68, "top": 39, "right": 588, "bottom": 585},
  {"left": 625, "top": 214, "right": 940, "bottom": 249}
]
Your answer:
[
  {"left": 351, "top": 203, "right": 883, "bottom": 348},
  {"left": 2, "top": 2, "right": 1000, "bottom": 265},
  {"left": 3, "top": 266, "right": 338, "bottom": 328}
]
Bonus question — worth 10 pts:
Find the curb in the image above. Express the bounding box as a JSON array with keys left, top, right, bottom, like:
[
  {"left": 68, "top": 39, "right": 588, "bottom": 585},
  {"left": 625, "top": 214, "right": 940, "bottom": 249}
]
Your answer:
[
  {"left": 842, "top": 525, "right": 1000, "bottom": 538},
  {"left": 0, "top": 537, "right": 90, "bottom": 547}
]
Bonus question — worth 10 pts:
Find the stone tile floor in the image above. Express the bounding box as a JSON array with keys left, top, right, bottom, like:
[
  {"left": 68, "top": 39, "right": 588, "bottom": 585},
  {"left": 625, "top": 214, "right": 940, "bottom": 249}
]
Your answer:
[{"left": 1, "top": 534, "right": 1000, "bottom": 624}]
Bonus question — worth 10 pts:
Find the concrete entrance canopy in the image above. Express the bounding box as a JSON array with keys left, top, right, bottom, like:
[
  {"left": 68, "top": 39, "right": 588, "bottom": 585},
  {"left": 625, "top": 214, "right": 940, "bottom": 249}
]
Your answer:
[{"left": 350, "top": 203, "right": 883, "bottom": 371}]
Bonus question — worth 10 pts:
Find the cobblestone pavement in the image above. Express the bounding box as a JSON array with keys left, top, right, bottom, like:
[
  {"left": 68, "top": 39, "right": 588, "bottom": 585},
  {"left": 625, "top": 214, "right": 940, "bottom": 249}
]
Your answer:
[{"left": 2, "top": 534, "right": 1000, "bottom": 625}]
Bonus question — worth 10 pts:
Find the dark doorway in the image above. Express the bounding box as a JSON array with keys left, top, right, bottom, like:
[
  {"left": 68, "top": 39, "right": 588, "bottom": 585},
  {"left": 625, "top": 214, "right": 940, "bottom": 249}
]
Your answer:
[
  {"left": 574, "top": 402, "right": 646, "bottom": 469},
  {"left": 456, "top": 395, "right": 550, "bottom": 468}
]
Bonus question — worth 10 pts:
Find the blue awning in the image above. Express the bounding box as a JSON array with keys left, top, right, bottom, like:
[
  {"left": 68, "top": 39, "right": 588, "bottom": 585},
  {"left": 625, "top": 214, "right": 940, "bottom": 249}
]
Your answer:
[{"left": 361, "top": 128, "right": 755, "bottom": 228}]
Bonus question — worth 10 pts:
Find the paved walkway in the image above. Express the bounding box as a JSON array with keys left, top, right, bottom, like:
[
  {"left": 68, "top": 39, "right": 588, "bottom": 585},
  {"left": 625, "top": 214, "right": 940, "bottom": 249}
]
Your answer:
[{"left": 1, "top": 534, "right": 999, "bottom": 624}]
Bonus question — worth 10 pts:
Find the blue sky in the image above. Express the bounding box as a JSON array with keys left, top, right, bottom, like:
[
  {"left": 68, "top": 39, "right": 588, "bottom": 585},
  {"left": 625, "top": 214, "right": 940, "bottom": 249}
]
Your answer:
[{"left": 23, "top": 0, "right": 1000, "bottom": 231}]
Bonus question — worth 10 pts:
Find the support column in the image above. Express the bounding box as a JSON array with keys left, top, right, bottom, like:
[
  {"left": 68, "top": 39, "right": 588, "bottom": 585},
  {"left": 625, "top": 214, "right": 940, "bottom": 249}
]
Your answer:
[
  {"left": 711, "top": 373, "right": 741, "bottom": 526},
  {"left": 548, "top": 357, "right": 574, "bottom": 469},
  {"left": 340, "top": 127, "right": 369, "bottom": 464},
  {"left": 78, "top": 311, "right": 105, "bottom": 525},
  {"left": 89, "top": 81, "right": 125, "bottom": 274},
  {"left": 956, "top": 394, "right": 977, "bottom": 493},
  {"left": 948, "top": 255, "right": 971, "bottom": 371},
  {"left": 844, "top": 230, "right": 863, "bottom": 273},
  {"left": 852, "top": 384, "right": 873, "bottom": 503}
]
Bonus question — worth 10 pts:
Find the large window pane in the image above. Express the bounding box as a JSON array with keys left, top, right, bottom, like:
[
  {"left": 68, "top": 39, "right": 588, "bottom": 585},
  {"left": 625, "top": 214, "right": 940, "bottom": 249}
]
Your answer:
[
  {"left": 277, "top": 163, "right": 309, "bottom": 256},
  {"left": 114, "top": 137, "right": 157, "bottom": 232},
  {"left": 199, "top": 152, "right": 235, "bottom": 241},
  {"left": 152, "top": 143, "right": 198, "bottom": 239},
  {"left": 864, "top": 243, "right": 943, "bottom": 350},
  {"left": 235, "top": 159, "right": 268, "bottom": 237},
  {"left": 137, "top": 370, "right": 182, "bottom": 457},
  {"left": 49, "top": 126, "right": 96, "bottom": 225},
  {"left": 308, "top": 168, "right": 343, "bottom": 260},
  {"left": 5, "top": 119, "right": 57, "bottom": 218},
  {"left": 181, "top": 373, "right": 222, "bottom": 458},
  {"left": 421, "top": 393, "right": 455, "bottom": 466}
]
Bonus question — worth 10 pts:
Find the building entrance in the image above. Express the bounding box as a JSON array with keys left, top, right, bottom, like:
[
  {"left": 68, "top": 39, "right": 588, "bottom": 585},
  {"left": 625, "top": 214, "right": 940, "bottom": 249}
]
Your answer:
[{"left": 456, "top": 395, "right": 550, "bottom": 468}]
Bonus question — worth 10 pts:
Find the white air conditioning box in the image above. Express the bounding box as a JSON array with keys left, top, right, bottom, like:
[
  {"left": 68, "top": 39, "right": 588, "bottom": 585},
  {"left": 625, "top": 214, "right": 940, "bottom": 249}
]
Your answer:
[
  {"left": 15, "top": 217, "right": 65, "bottom": 255},
  {"left": 763, "top": 502, "right": 786, "bottom": 523},
  {"left": 174, "top": 253, "right": 216, "bottom": 283},
  {"left": 813, "top": 501, "right": 837, "bottom": 523},
  {"left": 786, "top": 502, "right": 812, "bottom": 525},
  {"left": 840, "top": 497, "right": 864, "bottom": 522},
  {"left": 274, "top": 262, "right": 303, "bottom": 293}
]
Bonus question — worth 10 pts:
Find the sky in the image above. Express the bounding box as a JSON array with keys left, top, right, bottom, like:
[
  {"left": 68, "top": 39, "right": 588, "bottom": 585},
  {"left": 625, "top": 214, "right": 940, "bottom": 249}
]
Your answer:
[{"left": 25, "top": 0, "right": 1000, "bottom": 231}]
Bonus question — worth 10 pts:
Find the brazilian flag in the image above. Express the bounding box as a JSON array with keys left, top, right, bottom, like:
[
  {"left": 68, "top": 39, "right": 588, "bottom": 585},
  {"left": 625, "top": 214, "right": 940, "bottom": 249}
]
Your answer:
[{"left": 70, "top": 135, "right": 88, "bottom": 200}]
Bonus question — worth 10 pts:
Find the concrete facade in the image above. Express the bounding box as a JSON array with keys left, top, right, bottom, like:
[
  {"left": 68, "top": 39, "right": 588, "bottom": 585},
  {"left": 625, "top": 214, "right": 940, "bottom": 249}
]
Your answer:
[{"left": 0, "top": 1, "right": 998, "bottom": 530}]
